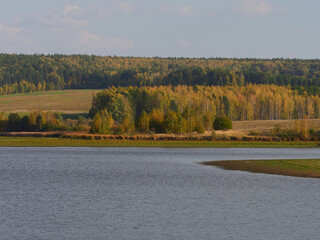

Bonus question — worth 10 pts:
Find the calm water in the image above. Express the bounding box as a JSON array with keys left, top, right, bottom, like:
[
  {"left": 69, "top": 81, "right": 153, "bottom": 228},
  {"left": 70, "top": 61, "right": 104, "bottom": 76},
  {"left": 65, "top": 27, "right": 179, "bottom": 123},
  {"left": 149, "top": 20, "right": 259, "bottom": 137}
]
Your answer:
[{"left": 1, "top": 147, "right": 320, "bottom": 240}]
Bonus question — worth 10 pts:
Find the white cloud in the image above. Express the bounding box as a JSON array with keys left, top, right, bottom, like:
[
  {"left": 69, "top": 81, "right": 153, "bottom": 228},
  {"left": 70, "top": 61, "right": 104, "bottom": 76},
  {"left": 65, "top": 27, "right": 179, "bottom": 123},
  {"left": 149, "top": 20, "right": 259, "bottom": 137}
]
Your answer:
[
  {"left": 0, "top": 23, "right": 29, "bottom": 53},
  {"left": 0, "top": 23, "right": 23, "bottom": 36},
  {"left": 76, "top": 30, "right": 134, "bottom": 52},
  {"left": 232, "top": 0, "right": 273, "bottom": 16},
  {"left": 37, "top": 5, "right": 87, "bottom": 28}
]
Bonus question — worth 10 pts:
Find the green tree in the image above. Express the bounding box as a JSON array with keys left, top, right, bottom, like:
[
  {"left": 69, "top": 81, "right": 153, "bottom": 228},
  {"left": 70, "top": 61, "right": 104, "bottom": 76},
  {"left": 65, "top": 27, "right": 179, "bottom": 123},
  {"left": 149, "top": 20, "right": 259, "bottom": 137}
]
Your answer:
[
  {"left": 194, "top": 120, "right": 205, "bottom": 133},
  {"left": 222, "top": 96, "right": 230, "bottom": 117},
  {"left": 213, "top": 116, "right": 232, "bottom": 130},
  {"left": 20, "top": 115, "right": 31, "bottom": 131},
  {"left": 182, "top": 104, "right": 193, "bottom": 132},
  {"left": 6, "top": 113, "right": 21, "bottom": 132},
  {"left": 36, "top": 114, "right": 44, "bottom": 131}
]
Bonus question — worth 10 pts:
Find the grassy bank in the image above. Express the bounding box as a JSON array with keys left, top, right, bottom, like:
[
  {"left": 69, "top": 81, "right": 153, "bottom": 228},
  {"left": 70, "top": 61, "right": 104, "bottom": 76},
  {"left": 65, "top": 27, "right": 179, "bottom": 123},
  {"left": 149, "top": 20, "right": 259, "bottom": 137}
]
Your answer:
[
  {"left": 203, "top": 159, "right": 320, "bottom": 178},
  {"left": 0, "top": 137, "right": 319, "bottom": 147}
]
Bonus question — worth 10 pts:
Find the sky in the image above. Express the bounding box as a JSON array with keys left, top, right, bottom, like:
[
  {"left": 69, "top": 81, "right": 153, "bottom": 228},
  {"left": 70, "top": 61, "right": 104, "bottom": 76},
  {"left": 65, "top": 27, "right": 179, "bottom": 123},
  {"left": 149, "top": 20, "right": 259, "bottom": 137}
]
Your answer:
[{"left": 0, "top": 0, "right": 319, "bottom": 58}]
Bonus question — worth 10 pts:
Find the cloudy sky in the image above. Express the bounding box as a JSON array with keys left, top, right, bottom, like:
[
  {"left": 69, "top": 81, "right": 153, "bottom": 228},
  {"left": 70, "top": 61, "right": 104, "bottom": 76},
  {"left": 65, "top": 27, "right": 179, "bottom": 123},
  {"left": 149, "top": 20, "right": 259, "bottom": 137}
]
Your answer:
[{"left": 0, "top": 0, "right": 319, "bottom": 58}]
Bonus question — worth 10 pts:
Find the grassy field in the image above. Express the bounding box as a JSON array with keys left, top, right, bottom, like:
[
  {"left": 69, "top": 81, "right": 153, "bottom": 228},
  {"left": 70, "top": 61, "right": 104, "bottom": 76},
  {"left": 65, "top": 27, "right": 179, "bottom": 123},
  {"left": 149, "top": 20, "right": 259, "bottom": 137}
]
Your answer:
[
  {"left": 0, "top": 90, "right": 99, "bottom": 113},
  {"left": 203, "top": 159, "right": 320, "bottom": 178},
  {"left": 0, "top": 137, "right": 318, "bottom": 148}
]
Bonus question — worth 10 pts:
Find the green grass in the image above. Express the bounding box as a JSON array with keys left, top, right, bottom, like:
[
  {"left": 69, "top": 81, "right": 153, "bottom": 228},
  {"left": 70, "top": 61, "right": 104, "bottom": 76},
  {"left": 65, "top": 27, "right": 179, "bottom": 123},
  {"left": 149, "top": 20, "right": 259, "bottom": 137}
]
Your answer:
[
  {"left": 0, "top": 137, "right": 318, "bottom": 147},
  {"left": 203, "top": 159, "right": 320, "bottom": 178},
  {"left": 255, "top": 159, "right": 320, "bottom": 171}
]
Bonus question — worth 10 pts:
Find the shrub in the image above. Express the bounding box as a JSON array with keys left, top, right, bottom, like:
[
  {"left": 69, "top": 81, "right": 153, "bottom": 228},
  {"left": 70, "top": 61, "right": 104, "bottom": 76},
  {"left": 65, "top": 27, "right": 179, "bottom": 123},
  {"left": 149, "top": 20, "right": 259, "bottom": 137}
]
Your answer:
[
  {"left": 211, "top": 130, "right": 216, "bottom": 138},
  {"left": 310, "top": 129, "right": 320, "bottom": 141},
  {"left": 194, "top": 121, "right": 205, "bottom": 133},
  {"left": 213, "top": 116, "right": 232, "bottom": 130}
]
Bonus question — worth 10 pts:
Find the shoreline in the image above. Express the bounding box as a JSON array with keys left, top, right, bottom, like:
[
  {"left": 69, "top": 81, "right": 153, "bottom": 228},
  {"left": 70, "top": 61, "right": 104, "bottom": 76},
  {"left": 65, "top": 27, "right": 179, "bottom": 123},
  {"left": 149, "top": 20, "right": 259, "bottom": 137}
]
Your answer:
[
  {"left": 0, "top": 137, "right": 319, "bottom": 148},
  {"left": 202, "top": 159, "right": 320, "bottom": 179}
]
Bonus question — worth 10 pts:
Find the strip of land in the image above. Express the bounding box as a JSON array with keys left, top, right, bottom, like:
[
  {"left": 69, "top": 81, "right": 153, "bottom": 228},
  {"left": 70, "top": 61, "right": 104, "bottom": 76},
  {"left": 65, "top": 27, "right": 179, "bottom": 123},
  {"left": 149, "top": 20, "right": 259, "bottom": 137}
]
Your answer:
[
  {"left": 0, "top": 137, "right": 318, "bottom": 148},
  {"left": 202, "top": 159, "right": 320, "bottom": 178}
]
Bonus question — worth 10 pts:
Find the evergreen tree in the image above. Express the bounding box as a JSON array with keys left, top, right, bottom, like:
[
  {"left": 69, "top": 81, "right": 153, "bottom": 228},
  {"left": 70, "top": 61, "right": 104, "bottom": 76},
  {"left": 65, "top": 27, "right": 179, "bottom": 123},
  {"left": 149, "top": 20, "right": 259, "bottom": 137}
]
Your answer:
[
  {"left": 6, "top": 113, "right": 21, "bottom": 132},
  {"left": 36, "top": 114, "right": 44, "bottom": 131},
  {"left": 213, "top": 116, "right": 232, "bottom": 130},
  {"left": 20, "top": 115, "right": 31, "bottom": 131}
]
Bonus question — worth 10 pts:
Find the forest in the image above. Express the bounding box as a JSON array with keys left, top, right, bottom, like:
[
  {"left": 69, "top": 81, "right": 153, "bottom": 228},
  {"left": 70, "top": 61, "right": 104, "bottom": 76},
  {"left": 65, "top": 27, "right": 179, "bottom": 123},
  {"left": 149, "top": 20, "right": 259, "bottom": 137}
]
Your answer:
[
  {"left": 0, "top": 84, "right": 319, "bottom": 138},
  {"left": 88, "top": 85, "right": 320, "bottom": 134},
  {"left": 0, "top": 54, "right": 320, "bottom": 95}
]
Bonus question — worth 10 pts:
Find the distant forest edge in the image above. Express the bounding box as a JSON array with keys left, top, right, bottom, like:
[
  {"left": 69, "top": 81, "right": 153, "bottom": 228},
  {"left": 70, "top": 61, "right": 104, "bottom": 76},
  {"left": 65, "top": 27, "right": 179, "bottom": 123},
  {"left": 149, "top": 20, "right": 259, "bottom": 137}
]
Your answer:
[
  {"left": 0, "top": 54, "right": 320, "bottom": 95},
  {"left": 90, "top": 85, "right": 320, "bottom": 131}
]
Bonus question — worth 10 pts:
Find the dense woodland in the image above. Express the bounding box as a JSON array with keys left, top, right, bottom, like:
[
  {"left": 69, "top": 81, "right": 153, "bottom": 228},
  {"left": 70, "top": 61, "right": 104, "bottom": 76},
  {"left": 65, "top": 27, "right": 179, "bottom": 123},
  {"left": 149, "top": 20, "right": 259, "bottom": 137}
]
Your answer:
[
  {"left": 1, "top": 54, "right": 320, "bottom": 136},
  {"left": 89, "top": 85, "right": 320, "bottom": 134},
  {"left": 0, "top": 54, "right": 320, "bottom": 95}
]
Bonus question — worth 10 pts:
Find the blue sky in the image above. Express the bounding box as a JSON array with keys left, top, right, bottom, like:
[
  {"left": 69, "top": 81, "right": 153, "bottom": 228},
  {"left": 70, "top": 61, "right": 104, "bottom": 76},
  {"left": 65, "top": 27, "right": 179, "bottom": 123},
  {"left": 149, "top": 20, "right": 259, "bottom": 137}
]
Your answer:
[{"left": 0, "top": 0, "right": 319, "bottom": 58}]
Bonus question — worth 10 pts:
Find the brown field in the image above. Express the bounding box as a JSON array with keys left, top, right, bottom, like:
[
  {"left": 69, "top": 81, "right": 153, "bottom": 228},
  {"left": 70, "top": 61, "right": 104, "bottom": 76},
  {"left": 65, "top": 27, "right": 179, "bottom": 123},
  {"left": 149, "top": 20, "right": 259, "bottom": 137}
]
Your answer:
[
  {"left": 233, "top": 119, "right": 320, "bottom": 132},
  {"left": 0, "top": 90, "right": 99, "bottom": 113}
]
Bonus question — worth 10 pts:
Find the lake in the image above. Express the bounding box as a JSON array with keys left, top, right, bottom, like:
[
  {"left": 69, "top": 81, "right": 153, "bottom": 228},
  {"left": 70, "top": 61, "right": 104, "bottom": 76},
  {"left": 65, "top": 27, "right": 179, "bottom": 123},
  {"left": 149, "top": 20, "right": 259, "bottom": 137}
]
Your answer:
[{"left": 1, "top": 147, "right": 320, "bottom": 239}]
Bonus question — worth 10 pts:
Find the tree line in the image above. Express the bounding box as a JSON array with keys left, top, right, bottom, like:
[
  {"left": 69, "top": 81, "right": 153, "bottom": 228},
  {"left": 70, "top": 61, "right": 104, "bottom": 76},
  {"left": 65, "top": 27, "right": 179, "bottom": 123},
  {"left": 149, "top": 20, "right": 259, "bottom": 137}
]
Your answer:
[
  {"left": 0, "top": 54, "right": 320, "bottom": 95},
  {"left": 0, "top": 111, "right": 89, "bottom": 132},
  {"left": 89, "top": 85, "right": 320, "bottom": 134}
]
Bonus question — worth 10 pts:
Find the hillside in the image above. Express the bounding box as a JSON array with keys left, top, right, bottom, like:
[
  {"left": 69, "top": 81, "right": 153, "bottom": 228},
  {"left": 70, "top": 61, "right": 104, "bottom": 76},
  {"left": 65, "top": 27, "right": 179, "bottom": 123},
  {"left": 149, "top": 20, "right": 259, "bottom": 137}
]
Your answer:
[{"left": 0, "top": 54, "right": 320, "bottom": 95}]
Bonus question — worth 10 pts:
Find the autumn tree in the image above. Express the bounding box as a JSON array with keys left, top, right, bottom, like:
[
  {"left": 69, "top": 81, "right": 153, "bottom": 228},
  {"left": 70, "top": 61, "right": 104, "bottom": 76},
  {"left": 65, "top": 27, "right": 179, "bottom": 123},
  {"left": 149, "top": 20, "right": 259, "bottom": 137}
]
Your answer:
[
  {"left": 136, "top": 111, "right": 150, "bottom": 133},
  {"left": 163, "top": 110, "right": 179, "bottom": 133},
  {"left": 90, "top": 109, "right": 114, "bottom": 134},
  {"left": 149, "top": 108, "right": 164, "bottom": 133}
]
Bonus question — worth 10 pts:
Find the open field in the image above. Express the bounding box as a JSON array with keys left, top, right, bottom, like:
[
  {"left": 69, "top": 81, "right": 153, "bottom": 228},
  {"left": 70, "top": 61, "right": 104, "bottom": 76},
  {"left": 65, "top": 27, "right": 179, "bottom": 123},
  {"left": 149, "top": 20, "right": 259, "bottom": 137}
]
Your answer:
[
  {"left": 233, "top": 119, "right": 320, "bottom": 132},
  {"left": 202, "top": 159, "right": 320, "bottom": 178},
  {"left": 0, "top": 90, "right": 99, "bottom": 113},
  {"left": 0, "top": 137, "right": 318, "bottom": 148}
]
